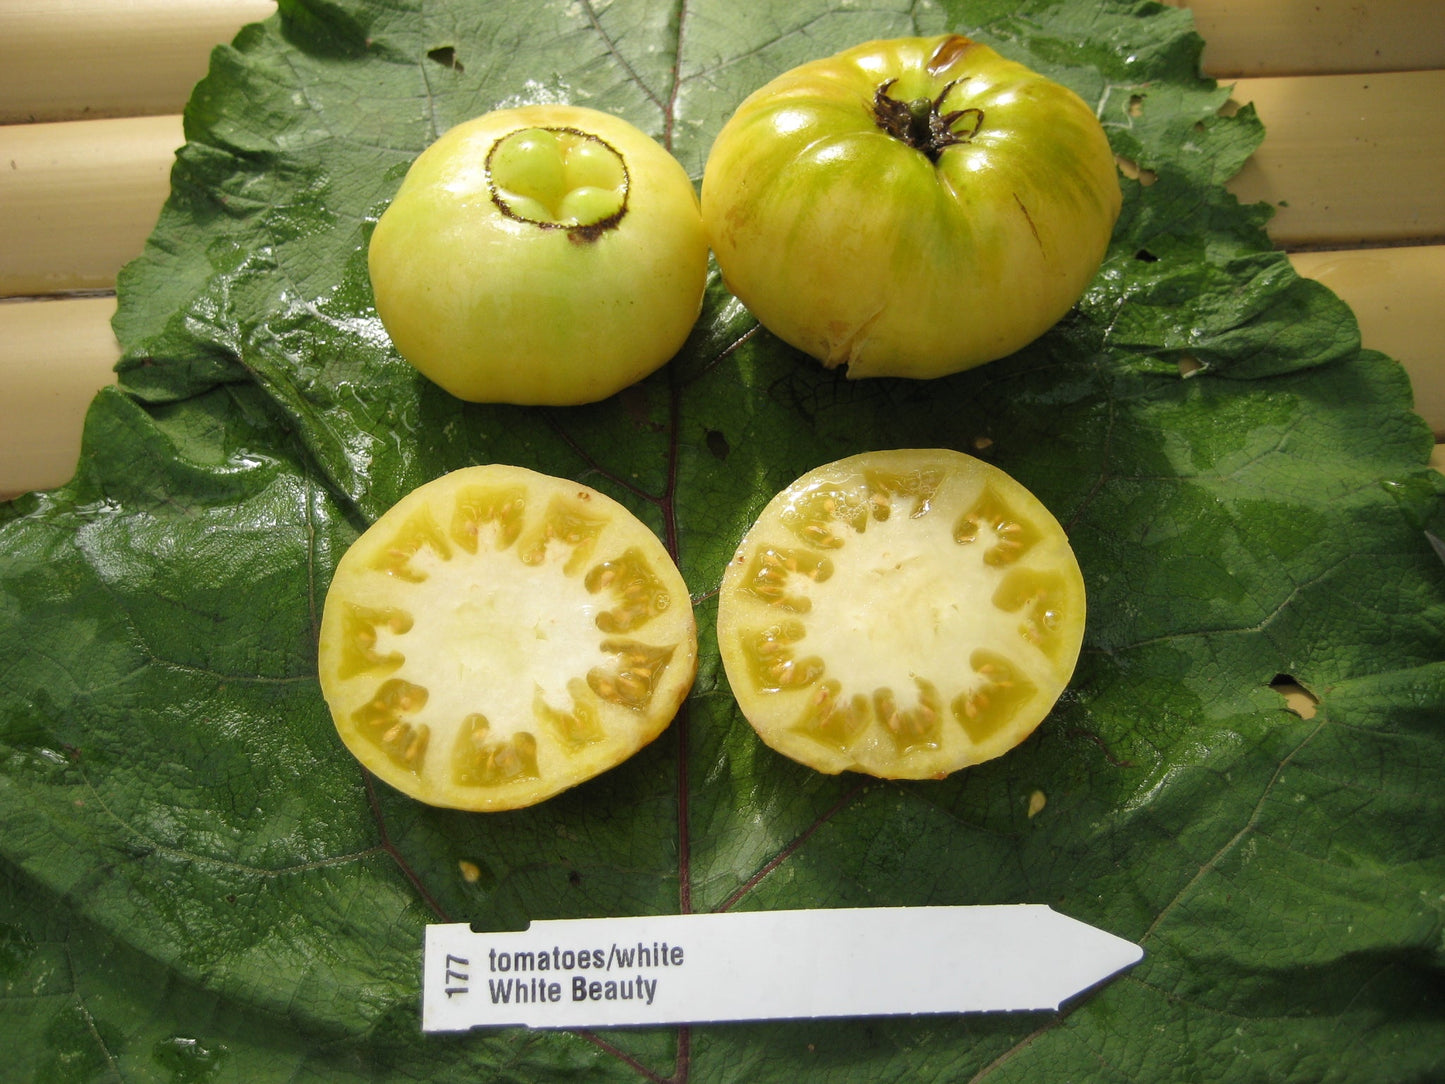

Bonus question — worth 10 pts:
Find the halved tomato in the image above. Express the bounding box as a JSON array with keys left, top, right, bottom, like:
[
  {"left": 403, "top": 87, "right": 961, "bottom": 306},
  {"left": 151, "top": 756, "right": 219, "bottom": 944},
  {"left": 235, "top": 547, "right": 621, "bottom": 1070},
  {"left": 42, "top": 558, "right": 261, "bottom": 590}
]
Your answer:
[
  {"left": 318, "top": 465, "right": 697, "bottom": 810},
  {"left": 717, "top": 449, "right": 1085, "bottom": 779}
]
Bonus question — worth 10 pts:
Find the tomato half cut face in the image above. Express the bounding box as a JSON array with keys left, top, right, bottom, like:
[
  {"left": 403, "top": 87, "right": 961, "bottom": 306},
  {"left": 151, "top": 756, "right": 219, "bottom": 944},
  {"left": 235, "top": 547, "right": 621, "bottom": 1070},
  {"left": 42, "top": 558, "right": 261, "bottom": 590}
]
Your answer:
[
  {"left": 717, "top": 449, "right": 1086, "bottom": 779},
  {"left": 701, "top": 35, "right": 1122, "bottom": 380},
  {"left": 318, "top": 465, "right": 697, "bottom": 811}
]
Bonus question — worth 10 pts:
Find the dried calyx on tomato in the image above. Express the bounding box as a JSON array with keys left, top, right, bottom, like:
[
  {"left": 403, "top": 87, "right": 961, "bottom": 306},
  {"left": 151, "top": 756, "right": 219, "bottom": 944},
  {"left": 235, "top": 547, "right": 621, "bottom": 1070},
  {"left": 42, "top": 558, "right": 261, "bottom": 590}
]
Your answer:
[
  {"left": 317, "top": 465, "right": 697, "bottom": 811},
  {"left": 701, "top": 35, "right": 1122, "bottom": 380},
  {"left": 717, "top": 449, "right": 1086, "bottom": 779}
]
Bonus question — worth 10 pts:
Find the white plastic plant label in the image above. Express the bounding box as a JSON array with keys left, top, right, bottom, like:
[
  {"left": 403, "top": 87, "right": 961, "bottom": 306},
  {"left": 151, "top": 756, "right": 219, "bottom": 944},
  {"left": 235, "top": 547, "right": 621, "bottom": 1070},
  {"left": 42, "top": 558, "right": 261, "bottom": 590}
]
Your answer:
[{"left": 421, "top": 904, "right": 1142, "bottom": 1031}]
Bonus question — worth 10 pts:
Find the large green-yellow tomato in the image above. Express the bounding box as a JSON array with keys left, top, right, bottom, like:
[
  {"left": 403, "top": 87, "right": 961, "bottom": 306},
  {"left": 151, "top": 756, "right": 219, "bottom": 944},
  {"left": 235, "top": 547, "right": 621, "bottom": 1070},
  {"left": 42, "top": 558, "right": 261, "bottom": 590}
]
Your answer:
[
  {"left": 369, "top": 105, "right": 708, "bottom": 405},
  {"left": 701, "top": 35, "right": 1122, "bottom": 380}
]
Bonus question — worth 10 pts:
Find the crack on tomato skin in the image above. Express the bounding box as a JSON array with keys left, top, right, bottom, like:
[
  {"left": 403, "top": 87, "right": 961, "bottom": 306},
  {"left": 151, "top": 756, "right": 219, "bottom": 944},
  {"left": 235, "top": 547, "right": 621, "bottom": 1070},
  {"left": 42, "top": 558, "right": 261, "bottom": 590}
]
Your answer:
[
  {"left": 1014, "top": 193, "right": 1044, "bottom": 252},
  {"left": 820, "top": 295, "right": 889, "bottom": 374},
  {"left": 927, "top": 32, "right": 978, "bottom": 74}
]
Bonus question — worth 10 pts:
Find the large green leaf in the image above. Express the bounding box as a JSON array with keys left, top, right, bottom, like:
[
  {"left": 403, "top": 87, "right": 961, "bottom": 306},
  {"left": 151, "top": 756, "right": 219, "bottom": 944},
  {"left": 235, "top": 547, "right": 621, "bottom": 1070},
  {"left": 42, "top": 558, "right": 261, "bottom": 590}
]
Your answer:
[{"left": 4, "top": 0, "right": 1444, "bottom": 1078}]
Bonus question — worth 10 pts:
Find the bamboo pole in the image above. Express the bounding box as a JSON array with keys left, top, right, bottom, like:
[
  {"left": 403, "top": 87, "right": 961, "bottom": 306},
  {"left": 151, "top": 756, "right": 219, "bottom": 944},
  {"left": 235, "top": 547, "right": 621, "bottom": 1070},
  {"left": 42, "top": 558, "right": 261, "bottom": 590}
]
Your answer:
[
  {"left": 0, "top": 296, "right": 118, "bottom": 499},
  {"left": 1165, "top": 0, "right": 1445, "bottom": 77},
  {"left": 1227, "top": 71, "right": 1445, "bottom": 248},
  {"left": 0, "top": 115, "right": 182, "bottom": 296},
  {"left": 0, "top": 0, "right": 276, "bottom": 123}
]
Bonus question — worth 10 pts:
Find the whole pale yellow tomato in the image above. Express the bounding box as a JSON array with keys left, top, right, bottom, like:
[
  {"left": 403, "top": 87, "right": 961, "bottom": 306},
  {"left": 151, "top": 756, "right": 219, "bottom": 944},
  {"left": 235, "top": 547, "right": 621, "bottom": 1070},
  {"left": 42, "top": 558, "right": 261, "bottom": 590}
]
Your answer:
[{"left": 370, "top": 105, "right": 708, "bottom": 405}]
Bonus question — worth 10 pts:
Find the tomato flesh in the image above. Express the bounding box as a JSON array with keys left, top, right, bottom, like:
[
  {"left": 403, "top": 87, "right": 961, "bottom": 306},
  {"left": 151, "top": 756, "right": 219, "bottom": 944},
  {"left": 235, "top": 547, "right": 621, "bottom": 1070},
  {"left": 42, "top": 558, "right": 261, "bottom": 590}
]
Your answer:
[
  {"left": 318, "top": 465, "right": 697, "bottom": 811},
  {"left": 701, "top": 35, "right": 1122, "bottom": 380},
  {"left": 488, "top": 127, "right": 628, "bottom": 227},
  {"left": 717, "top": 450, "right": 1086, "bottom": 779}
]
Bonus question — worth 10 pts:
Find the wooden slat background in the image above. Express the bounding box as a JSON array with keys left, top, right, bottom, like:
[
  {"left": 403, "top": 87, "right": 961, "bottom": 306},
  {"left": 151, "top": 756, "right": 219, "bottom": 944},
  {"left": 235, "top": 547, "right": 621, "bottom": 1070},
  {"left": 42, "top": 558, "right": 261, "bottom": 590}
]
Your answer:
[{"left": 2, "top": 0, "right": 1443, "bottom": 497}]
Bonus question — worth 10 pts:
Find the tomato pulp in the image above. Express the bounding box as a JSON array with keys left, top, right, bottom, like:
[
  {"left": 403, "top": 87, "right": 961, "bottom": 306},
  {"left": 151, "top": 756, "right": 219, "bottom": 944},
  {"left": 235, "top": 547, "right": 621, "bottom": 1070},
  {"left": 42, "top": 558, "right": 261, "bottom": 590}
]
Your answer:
[{"left": 717, "top": 449, "right": 1086, "bottom": 779}]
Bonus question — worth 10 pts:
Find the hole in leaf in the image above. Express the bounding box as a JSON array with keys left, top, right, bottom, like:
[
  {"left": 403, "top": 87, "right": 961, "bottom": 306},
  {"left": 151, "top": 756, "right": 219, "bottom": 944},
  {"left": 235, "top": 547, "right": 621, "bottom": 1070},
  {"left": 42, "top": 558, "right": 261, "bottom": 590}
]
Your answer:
[
  {"left": 1127, "top": 94, "right": 1144, "bottom": 118},
  {"left": 1269, "top": 674, "right": 1319, "bottom": 719},
  {"left": 427, "top": 45, "right": 464, "bottom": 72},
  {"left": 1134, "top": 248, "right": 1158, "bottom": 263},
  {"left": 706, "top": 428, "right": 730, "bottom": 460},
  {"left": 1178, "top": 355, "right": 1205, "bottom": 378},
  {"left": 1114, "top": 155, "right": 1158, "bottom": 186}
]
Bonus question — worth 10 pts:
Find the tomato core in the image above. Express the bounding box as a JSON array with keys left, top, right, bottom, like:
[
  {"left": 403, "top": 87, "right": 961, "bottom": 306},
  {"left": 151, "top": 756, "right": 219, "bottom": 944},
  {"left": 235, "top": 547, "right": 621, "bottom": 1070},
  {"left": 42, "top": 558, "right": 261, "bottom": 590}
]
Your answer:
[{"left": 486, "top": 126, "right": 629, "bottom": 233}]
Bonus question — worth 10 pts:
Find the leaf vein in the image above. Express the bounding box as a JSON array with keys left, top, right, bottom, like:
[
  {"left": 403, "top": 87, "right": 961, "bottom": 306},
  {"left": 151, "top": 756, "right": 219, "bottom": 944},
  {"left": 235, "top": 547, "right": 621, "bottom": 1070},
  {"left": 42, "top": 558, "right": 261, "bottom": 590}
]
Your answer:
[{"left": 1141, "top": 717, "right": 1328, "bottom": 944}]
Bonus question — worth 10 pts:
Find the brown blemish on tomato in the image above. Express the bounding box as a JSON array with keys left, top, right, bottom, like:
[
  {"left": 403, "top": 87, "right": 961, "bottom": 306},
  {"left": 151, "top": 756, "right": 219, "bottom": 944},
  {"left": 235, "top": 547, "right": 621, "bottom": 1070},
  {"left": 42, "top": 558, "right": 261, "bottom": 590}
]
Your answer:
[
  {"left": 927, "top": 34, "right": 978, "bottom": 74},
  {"left": 566, "top": 223, "right": 612, "bottom": 244}
]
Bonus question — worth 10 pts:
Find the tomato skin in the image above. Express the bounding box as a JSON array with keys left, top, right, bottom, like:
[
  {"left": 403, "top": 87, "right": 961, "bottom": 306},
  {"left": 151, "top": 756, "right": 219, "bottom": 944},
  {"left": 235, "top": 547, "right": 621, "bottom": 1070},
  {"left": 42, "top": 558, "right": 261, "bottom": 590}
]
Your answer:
[
  {"left": 701, "top": 35, "right": 1122, "bottom": 380},
  {"left": 369, "top": 105, "right": 708, "bottom": 406}
]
